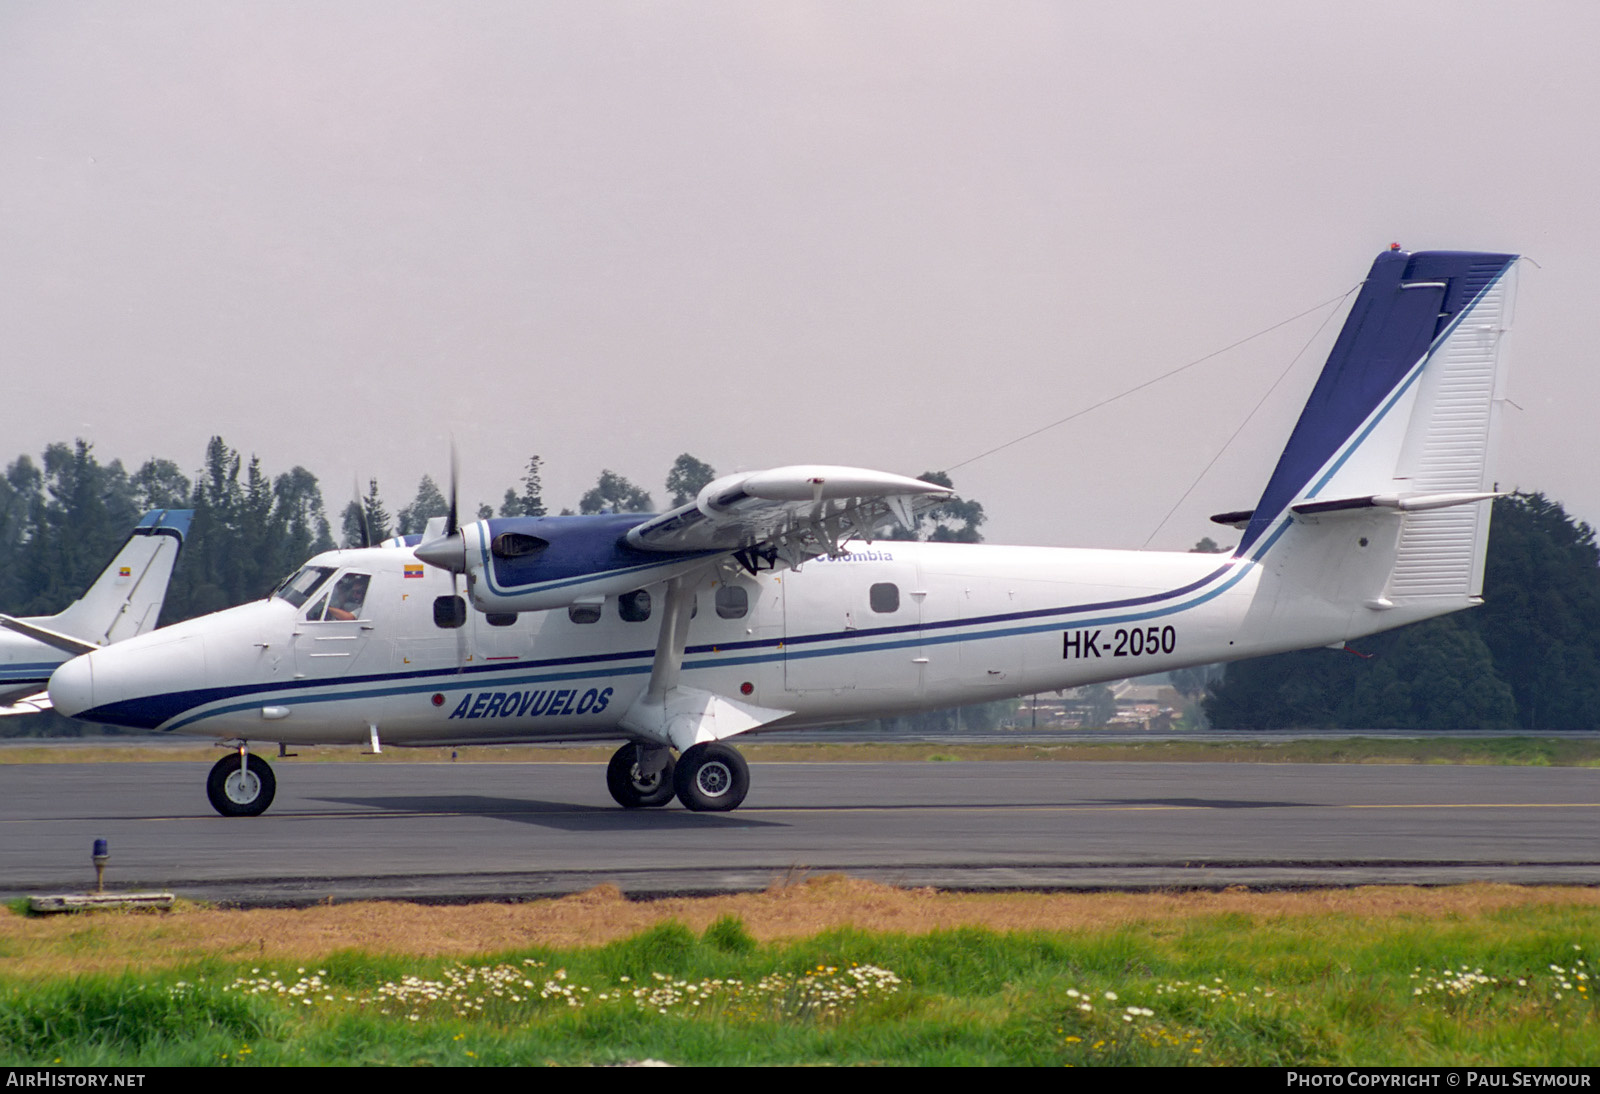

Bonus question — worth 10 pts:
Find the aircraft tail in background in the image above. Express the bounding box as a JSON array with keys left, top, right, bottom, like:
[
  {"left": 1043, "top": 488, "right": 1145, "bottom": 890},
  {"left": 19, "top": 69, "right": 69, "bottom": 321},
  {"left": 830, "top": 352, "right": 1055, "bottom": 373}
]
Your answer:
[{"left": 0, "top": 509, "right": 192, "bottom": 711}]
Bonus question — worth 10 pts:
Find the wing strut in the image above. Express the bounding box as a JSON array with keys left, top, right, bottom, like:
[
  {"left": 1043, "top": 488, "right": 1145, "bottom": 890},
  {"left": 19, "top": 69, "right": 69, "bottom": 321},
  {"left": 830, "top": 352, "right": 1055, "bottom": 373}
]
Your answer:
[
  {"left": 642, "top": 574, "right": 695, "bottom": 705},
  {"left": 618, "top": 571, "right": 792, "bottom": 752}
]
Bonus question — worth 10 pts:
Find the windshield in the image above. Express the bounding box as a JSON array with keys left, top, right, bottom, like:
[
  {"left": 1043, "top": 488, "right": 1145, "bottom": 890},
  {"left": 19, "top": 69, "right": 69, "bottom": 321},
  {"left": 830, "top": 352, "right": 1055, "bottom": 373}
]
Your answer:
[{"left": 273, "top": 565, "right": 336, "bottom": 608}]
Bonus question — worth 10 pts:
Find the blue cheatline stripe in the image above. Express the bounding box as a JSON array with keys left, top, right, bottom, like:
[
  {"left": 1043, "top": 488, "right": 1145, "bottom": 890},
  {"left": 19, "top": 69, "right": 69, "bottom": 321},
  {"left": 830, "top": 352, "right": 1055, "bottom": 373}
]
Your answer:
[
  {"left": 0, "top": 662, "right": 62, "bottom": 676},
  {"left": 162, "top": 661, "right": 649, "bottom": 734},
  {"left": 135, "top": 556, "right": 1261, "bottom": 734}
]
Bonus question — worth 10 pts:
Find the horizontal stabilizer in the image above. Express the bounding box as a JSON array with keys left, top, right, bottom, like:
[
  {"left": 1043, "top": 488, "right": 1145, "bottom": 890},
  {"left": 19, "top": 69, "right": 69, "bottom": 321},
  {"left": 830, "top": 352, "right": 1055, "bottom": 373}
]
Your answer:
[
  {"left": 1290, "top": 491, "right": 1504, "bottom": 519},
  {"left": 1210, "top": 509, "right": 1254, "bottom": 530},
  {"left": 0, "top": 614, "right": 99, "bottom": 656}
]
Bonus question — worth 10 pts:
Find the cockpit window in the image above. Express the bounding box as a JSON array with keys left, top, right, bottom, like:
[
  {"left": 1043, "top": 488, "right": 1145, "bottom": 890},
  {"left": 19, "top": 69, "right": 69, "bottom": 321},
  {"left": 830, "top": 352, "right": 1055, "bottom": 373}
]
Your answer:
[
  {"left": 274, "top": 566, "right": 336, "bottom": 608},
  {"left": 324, "top": 573, "right": 370, "bottom": 621},
  {"left": 304, "top": 594, "right": 328, "bottom": 622}
]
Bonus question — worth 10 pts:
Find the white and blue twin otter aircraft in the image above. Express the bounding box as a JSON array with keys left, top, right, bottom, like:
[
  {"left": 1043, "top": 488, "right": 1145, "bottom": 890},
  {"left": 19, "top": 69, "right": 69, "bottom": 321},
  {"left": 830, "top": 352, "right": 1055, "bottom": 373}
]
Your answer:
[
  {"left": 49, "top": 248, "right": 1518, "bottom": 818},
  {"left": 0, "top": 509, "right": 191, "bottom": 714}
]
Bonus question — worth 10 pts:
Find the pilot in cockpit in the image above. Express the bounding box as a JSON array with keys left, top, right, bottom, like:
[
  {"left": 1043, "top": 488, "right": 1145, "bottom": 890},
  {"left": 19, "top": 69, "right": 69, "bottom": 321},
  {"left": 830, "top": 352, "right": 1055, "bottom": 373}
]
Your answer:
[{"left": 323, "top": 573, "right": 370, "bottom": 621}]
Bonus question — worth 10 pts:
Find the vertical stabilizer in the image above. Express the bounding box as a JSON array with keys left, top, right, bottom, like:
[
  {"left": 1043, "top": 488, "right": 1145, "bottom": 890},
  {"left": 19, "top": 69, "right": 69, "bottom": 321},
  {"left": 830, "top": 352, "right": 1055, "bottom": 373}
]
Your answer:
[
  {"left": 43, "top": 509, "right": 193, "bottom": 645},
  {"left": 1238, "top": 249, "right": 1516, "bottom": 562},
  {"left": 1228, "top": 249, "right": 1518, "bottom": 643}
]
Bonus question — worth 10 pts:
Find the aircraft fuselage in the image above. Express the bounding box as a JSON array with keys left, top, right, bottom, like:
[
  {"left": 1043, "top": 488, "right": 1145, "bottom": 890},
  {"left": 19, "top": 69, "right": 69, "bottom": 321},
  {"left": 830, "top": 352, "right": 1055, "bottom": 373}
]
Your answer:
[{"left": 50, "top": 532, "right": 1427, "bottom": 747}]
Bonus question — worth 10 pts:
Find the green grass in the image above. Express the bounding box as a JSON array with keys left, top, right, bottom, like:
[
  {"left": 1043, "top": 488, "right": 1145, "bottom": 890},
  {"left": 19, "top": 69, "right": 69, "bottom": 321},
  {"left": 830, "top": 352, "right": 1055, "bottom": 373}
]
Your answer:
[{"left": 4, "top": 907, "right": 1597, "bottom": 1066}]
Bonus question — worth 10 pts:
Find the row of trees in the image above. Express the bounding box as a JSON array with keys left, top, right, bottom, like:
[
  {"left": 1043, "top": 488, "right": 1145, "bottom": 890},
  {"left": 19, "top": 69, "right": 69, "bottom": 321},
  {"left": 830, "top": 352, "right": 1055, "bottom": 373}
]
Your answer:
[
  {"left": 0, "top": 438, "right": 990, "bottom": 626},
  {"left": 338, "top": 453, "right": 725, "bottom": 547},
  {"left": 1204, "top": 494, "right": 1600, "bottom": 731},
  {"left": 0, "top": 439, "right": 335, "bottom": 623},
  {"left": 0, "top": 441, "right": 773, "bottom": 625}
]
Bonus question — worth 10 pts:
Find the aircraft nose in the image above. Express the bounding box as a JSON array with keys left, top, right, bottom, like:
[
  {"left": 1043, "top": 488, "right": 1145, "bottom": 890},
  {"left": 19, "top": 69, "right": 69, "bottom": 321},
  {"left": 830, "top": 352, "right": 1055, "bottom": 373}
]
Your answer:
[{"left": 49, "top": 653, "right": 95, "bottom": 717}]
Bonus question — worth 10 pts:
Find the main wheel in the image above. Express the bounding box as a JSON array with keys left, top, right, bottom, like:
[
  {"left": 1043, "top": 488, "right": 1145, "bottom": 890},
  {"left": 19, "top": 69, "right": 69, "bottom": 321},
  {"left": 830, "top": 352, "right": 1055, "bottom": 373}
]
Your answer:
[
  {"left": 673, "top": 742, "right": 749, "bottom": 812},
  {"left": 606, "top": 744, "right": 677, "bottom": 808},
  {"left": 206, "top": 752, "right": 277, "bottom": 817}
]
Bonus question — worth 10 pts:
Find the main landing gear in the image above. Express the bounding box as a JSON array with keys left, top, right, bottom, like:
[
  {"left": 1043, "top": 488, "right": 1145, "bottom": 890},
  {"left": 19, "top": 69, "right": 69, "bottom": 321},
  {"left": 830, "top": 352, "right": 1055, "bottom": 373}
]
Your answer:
[
  {"left": 206, "top": 747, "right": 277, "bottom": 817},
  {"left": 605, "top": 741, "right": 749, "bottom": 812},
  {"left": 204, "top": 740, "right": 750, "bottom": 817},
  {"left": 605, "top": 743, "right": 677, "bottom": 808}
]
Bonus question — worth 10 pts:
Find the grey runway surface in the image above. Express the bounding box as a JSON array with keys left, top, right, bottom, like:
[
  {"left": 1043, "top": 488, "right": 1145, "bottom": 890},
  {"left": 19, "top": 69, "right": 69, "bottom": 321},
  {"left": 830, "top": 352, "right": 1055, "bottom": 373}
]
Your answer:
[{"left": 4, "top": 760, "right": 1599, "bottom": 905}]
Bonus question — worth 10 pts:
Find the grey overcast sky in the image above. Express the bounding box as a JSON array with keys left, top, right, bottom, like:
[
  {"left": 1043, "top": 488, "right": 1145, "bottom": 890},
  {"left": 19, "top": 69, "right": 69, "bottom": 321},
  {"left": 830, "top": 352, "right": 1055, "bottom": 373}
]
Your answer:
[{"left": 2, "top": 2, "right": 1595, "bottom": 548}]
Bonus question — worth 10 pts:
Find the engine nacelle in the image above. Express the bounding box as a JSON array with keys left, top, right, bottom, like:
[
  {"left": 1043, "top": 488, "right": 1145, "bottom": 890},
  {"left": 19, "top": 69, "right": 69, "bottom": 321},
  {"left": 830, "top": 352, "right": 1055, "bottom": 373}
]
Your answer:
[{"left": 418, "top": 513, "right": 717, "bottom": 613}]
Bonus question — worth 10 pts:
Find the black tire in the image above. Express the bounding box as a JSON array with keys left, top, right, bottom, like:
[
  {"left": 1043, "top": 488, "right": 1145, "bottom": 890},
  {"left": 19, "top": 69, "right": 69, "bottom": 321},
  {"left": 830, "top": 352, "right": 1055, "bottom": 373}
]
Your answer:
[
  {"left": 673, "top": 742, "right": 749, "bottom": 812},
  {"left": 606, "top": 744, "right": 677, "bottom": 808},
  {"left": 206, "top": 752, "right": 277, "bottom": 817}
]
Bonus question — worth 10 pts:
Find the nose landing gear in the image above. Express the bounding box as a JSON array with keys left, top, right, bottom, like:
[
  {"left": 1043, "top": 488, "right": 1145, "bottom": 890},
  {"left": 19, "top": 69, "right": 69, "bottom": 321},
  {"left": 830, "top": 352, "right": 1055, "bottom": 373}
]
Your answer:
[{"left": 206, "top": 747, "right": 277, "bottom": 817}]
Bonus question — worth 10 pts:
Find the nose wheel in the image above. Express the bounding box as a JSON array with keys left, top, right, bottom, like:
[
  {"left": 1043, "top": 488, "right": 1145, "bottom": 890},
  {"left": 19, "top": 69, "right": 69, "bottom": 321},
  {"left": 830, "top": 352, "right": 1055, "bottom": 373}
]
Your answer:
[{"left": 206, "top": 751, "right": 277, "bottom": 817}]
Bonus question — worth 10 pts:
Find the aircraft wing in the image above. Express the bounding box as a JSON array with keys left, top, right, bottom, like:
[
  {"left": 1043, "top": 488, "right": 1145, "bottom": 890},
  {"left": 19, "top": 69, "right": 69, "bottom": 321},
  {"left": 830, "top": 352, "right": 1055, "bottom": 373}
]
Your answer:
[
  {"left": 624, "top": 465, "right": 952, "bottom": 569},
  {"left": 0, "top": 614, "right": 100, "bottom": 657},
  {"left": 416, "top": 464, "right": 955, "bottom": 613}
]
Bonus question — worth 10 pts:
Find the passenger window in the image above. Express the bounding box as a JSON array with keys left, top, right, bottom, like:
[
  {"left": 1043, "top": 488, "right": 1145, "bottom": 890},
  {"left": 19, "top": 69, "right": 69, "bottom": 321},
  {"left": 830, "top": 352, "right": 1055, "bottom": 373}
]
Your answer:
[
  {"left": 434, "top": 595, "right": 466, "bottom": 629},
  {"left": 568, "top": 603, "right": 601, "bottom": 624},
  {"left": 485, "top": 612, "right": 516, "bottom": 628},
  {"left": 618, "top": 589, "right": 652, "bottom": 623},
  {"left": 870, "top": 582, "right": 899, "bottom": 613},
  {"left": 324, "top": 573, "right": 371, "bottom": 621},
  {"left": 715, "top": 585, "right": 749, "bottom": 620}
]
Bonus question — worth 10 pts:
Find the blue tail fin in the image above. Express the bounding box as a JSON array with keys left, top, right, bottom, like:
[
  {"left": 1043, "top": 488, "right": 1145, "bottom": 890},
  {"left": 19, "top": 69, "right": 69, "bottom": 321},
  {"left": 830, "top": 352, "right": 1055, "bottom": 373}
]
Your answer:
[{"left": 1236, "top": 248, "right": 1517, "bottom": 561}]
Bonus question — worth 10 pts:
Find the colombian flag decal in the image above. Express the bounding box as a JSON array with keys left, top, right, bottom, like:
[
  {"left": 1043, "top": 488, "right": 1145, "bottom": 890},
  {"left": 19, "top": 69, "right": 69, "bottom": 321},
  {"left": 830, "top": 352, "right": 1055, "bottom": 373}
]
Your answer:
[
  {"left": 404, "top": 564, "right": 425, "bottom": 579},
  {"left": 118, "top": 567, "right": 131, "bottom": 577}
]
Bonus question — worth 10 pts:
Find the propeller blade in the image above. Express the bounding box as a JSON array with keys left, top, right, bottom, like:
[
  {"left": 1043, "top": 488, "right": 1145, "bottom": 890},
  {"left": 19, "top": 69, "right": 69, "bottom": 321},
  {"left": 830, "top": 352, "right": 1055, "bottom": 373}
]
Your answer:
[
  {"left": 444, "top": 440, "right": 460, "bottom": 539},
  {"left": 350, "top": 476, "right": 372, "bottom": 549},
  {"left": 414, "top": 442, "right": 465, "bottom": 572}
]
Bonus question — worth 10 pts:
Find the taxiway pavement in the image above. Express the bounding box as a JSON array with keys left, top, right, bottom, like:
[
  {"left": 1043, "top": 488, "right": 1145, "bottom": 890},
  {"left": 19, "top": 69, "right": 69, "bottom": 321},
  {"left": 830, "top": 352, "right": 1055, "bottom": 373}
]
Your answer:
[{"left": 3, "top": 759, "right": 1598, "bottom": 904}]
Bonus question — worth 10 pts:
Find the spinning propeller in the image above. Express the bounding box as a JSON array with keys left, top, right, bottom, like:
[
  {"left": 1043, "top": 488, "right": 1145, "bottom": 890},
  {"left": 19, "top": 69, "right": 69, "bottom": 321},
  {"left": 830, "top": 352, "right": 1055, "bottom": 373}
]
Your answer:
[{"left": 412, "top": 444, "right": 470, "bottom": 673}]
